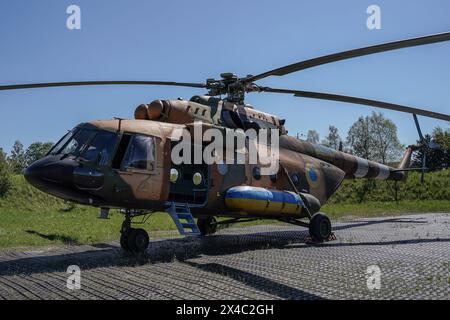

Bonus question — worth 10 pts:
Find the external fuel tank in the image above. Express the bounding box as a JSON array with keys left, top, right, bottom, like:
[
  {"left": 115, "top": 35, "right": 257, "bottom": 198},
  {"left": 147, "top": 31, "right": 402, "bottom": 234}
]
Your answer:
[{"left": 224, "top": 186, "right": 304, "bottom": 216}]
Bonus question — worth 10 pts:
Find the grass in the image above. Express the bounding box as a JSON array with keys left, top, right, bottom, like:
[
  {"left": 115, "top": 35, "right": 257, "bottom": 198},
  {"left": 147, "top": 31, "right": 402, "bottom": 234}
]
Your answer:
[
  {"left": 0, "top": 208, "right": 179, "bottom": 248},
  {"left": 0, "top": 175, "right": 449, "bottom": 249},
  {"left": 322, "top": 200, "right": 450, "bottom": 219},
  {"left": 329, "top": 170, "right": 450, "bottom": 203}
]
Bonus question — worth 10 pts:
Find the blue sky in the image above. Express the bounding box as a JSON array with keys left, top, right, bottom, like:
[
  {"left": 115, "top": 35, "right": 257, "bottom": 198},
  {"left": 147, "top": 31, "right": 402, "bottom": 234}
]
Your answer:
[{"left": 0, "top": 0, "right": 449, "bottom": 154}]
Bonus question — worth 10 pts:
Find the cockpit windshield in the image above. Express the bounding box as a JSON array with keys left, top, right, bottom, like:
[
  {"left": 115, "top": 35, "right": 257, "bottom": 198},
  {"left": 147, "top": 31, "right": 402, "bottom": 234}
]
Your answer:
[
  {"left": 60, "top": 129, "right": 96, "bottom": 156},
  {"left": 48, "top": 127, "right": 118, "bottom": 166},
  {"left": 79, "top": 130, "right": 117, "bottom": 165},
  {"left": 47, "top": 129, "right": 76, "bottom": 156}
]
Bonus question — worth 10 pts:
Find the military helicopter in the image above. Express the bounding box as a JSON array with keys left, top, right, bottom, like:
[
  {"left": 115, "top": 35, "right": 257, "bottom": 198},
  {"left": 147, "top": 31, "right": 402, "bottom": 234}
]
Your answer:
[{"left": 1, "top": 32, "right": 450, "bottom": 254}]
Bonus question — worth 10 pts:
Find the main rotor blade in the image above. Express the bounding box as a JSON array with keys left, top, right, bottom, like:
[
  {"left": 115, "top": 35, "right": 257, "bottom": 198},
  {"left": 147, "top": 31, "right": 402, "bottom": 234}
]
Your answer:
[
  {"left": 246, "top": 32, "right": 450, "bottom": 82},
  {"left": 0, "top": 81, "right": 206, "bottom": 91},
  {"left": 261, "top": 87, "right": 450, "bottom": 122}
]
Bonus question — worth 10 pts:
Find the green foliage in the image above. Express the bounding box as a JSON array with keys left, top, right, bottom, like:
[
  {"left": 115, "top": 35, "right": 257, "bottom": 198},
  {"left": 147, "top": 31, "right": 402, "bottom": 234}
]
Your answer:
[
  {"left": 0, "top": 175, "right": 66, "bottom": 212},
  {"left": 0, "top": 148, "right": 12, "bottom": 196},
  {"left": 24, "top": 142, "right": 54, "bottom": 167},
  {"left": 6, "top": 141, "right": 55, "bottom": 174},
  {"left": 323, "top": 200, "right": 450, "bottom": 219},
  {"left": 412, "top": 127, "right": 450, "bottom": 170},
  {"left": 306, "top": 130, "right": 320, "bottom": 144},
  {"left": 346, "top": 112, "right": 403, "bottom": 164},
  {"left": 8, "top": 140, "right": 26, "bottom": 174},
  {"left": 321, "top": 125, "right": 341, "bottom": 150},
  {"left": 328, "top": 169, "right": 450, "bottom": 204}
]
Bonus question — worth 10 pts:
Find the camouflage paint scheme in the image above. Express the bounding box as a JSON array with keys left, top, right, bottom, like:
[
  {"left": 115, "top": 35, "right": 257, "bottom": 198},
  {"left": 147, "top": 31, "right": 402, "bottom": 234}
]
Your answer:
[{"left": 34, "top": 95, "right": 411, "bottom": 221}]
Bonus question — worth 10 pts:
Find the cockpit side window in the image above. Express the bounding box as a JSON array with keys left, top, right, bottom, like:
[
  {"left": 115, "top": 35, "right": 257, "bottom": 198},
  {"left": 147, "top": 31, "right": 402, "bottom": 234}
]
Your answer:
[
  {"left": 121, "top": 135, "right": 156, "bottom": 172},
  {"left": 112, "top": 133, "right": 132, "bottom": 169}
]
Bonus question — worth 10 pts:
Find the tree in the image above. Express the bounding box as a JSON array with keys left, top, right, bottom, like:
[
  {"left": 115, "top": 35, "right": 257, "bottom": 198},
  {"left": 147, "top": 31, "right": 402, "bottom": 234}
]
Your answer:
[
  {"left": 306, "top": 130, "right": 320, "bottom": 144},
  {"left": 412, "top": 127, "right": 450, "bottom": 170},
  {"left": 8, "top": 140, "right": 26, "bottom": 174},
  {"left": 346, "top": 116, "right": 372, "bottom": 160},
  {"left": 25, "top": 142, "right": 54, "bottom": 167},
  {"left": 0, "top": 148, "right": 12, "bottom": 196},
  {"left": 432, "top": 127, "right": 450, "bottom": 169},
  {"left": 346, "top": 112, "right": 403, "bottom": 164},
  {"left": 369, "top": 112, "right": 403, "bottom": 164},
  {"left": 322, "top": 125, "right": 341, "bottom": 150}
]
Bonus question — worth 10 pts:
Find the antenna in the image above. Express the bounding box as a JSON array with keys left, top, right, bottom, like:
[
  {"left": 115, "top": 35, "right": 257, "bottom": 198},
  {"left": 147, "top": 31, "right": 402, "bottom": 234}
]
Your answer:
[{"left": 114, "top": 117, "right": 125, "bottom": 132}]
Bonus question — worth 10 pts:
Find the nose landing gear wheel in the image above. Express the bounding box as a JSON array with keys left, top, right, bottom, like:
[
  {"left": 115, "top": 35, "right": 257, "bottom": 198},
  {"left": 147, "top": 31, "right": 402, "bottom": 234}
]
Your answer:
[
  {"left": 197, "top": 216, "right": 218, "bottom": 236},
  {"left": 120, "top": 231, "right": 130, "bottom": 251},
  {"left": 308, "top": 213, "right": 332, "bottom": 242},
  {"left": 127, "top": 228, "right": 149, "bottom": 254}
]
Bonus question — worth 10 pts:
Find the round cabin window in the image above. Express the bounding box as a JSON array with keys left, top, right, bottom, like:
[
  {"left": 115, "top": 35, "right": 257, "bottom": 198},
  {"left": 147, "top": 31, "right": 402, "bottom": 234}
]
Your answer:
[
  {"left": 192, "top": 172, "right": 204, "bottom": 186},
  {"left": 170, "top": 168, "right": 179, "bottom": 183}
]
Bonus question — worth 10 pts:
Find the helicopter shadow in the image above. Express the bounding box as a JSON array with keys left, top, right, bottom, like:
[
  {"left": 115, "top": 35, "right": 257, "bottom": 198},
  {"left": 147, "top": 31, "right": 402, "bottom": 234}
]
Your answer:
[
  {"left": 25, "top": 230, "right": 80, "bottom": 245},
  {"left": 332, "top": 216, "right": 428, "bottom": 231},
  {"left": 183, "top": 260, "right": 324, "bottom": 299}
]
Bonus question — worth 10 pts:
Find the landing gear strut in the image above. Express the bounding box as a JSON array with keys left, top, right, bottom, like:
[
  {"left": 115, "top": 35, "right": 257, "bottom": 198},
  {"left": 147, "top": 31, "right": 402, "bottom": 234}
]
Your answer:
[
  {"left": 279, "top": 164, "right": 334, "bottom": 242},
  {"left": 279, "top": 212, "right": 334, "bottom": 243},
  {"left": 120, "top": 215, "right": 150, "bottom": 254}
]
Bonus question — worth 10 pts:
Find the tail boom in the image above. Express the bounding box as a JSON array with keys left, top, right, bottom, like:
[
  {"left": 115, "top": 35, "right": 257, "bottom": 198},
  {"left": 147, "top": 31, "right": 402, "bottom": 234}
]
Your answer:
[{"left": 280, "top": 136, "right": 415, "bottom": 181}]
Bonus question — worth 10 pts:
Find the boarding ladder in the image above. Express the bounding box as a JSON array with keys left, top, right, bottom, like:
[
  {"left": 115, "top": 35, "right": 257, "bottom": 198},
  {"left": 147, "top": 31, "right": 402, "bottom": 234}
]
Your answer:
[{"left": 167, "top": 202, "right": 201, "bottom": 236}]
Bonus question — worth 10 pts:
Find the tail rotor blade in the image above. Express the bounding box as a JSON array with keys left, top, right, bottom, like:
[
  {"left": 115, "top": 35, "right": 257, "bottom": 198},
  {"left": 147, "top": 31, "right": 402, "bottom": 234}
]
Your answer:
[{"left": 412, "top": 114, "right": 425, "bottom": 141}]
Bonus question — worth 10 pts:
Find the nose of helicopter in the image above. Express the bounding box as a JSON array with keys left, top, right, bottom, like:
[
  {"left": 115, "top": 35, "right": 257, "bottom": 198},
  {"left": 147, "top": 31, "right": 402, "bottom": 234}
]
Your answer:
[
  {"left": 24, "top": 156, "right": 74, "bottom": 196},
  {"left": 24, "top": 156, "right": 104, "bottom": 205},
  {"left": 24, "top": 158, "right": 60, "bottom": 189}
]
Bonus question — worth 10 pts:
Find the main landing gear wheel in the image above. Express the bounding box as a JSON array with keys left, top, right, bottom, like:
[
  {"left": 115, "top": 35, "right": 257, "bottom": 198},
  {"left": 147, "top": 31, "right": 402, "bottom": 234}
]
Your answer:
[
  {"left": 197, "top": 216, "right": 218, "bottom": 236},
  {"left": 308, "top": 213, "right": 332, "bottom": 242}
]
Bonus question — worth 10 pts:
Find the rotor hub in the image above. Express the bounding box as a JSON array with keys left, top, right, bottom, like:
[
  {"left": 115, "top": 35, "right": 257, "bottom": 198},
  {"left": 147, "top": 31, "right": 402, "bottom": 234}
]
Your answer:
[{"left": 205, "top": 73, "right": 260, "bottom": 104}]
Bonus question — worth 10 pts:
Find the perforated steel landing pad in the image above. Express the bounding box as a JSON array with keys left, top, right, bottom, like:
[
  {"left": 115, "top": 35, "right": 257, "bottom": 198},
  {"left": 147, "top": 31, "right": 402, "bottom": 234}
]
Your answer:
[{"left": 0, "top": 213, "right": 449, "bottom": 300}]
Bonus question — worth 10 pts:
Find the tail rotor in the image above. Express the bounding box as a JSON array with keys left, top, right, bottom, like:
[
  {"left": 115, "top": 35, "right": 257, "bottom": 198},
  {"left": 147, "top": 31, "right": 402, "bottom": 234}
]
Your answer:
[{"left": 412, "top": 114, "right": 441, "bottom": 182}]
